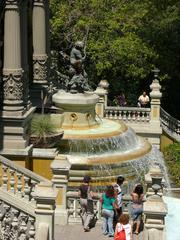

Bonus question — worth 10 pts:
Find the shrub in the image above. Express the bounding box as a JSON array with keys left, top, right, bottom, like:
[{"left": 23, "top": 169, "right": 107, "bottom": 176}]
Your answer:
[
  {"left": 30, "top": 115, "right": 56, "bottom": 139},
  {"left": 164, "top": 143, "right": 180, "bottom": 186}
]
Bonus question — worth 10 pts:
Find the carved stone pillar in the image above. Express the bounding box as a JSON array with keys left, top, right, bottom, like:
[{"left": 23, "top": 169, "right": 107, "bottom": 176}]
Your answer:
[
  {"left": 32, "top": 0, "right": 48, "bottom": 84},
  {"left": 0, "top": 0, "right": 34, "bottom": 155},
  {"left": 3, "top": 0, "right": 24, "bottom": 114},
  {"left": 20, "top": 0, "right": 31, "bottom": 109}
]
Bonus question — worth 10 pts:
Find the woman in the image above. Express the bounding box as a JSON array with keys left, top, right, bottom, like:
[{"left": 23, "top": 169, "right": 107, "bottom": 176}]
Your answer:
[
  {"left": 78, "top": 176, "right": 94, "bottom": 232},
  {"left": 131, "top": 184, "right": 144, "bottom": 235},
  {"left": 101, "top": 185, "right": 118, "bottom": 237}
]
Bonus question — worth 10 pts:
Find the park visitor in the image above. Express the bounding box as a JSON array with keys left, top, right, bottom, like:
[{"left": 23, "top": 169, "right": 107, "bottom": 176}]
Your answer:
[
  {"left": 78, "top": 175, "right": 94, "bottom": 232},
  {"left": 101, "top": 185, "right": 118, "bottom": 237},
  {"left": 137, "top": 91, "right": 150, "bottom": 108},
  {"left": 114, "top": 214, "right": 132, "bottom": 240},
  {"left": 114, "top": 175, "right": 125, "bottom": 226},
  {"left": 131, "top": 184, "right": 144, "bottom": 235}
]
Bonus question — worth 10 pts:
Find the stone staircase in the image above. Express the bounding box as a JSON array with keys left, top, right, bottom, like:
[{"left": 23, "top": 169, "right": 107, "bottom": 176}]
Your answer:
[{"left": 0, "top": 155, "right": 57, "bottom": 240}]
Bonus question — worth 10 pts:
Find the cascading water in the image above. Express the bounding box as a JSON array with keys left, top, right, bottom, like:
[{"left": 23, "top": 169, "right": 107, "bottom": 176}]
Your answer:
[
  {"left": 58, "top": 128, "right": 140, "bottom": 155},
  {"left": 52, "top": 91, "right": 169, "bottom": 190}
]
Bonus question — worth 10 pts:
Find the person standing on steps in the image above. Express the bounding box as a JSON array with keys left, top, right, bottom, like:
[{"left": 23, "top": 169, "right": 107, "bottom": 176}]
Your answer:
[
  {"left": 101, "top": 185, "right": 119, "bottom": 237},
  {"left": 114, "top": 175, "right": 125, "bottom": 226},
  {"left": 78, "top": 175, "right": 94, "bottom": 232},
  {"left": 131, "top": 184, "right": 144, "bottom": 235}
]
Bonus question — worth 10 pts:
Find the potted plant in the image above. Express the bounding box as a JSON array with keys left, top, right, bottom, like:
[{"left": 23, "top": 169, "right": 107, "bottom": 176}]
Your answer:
[{"left": 29, "top": 114, "right": 63, "bottom": 148}]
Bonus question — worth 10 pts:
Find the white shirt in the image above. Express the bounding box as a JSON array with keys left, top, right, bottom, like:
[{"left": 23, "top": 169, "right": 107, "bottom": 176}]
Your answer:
[
  {"left": 116, "top": 223, "right": 131, "bottom": 240},
  {"left": 138, "top": 95, "right": 149, "bottom": 104},
  {"left": 114, "top": 184, "right": 123, "bottom": 207}
]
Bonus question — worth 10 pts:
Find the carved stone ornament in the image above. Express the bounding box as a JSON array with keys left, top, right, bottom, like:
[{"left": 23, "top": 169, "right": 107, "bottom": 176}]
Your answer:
[
  {"left": 5, "top": 0, "right": 19, "bottom": 6},
  {"left": 3, "top": 69, "right": 23, "bottom": 101},
  {"left": 33, "top": 0, "right": 45, "bottom": 6},
  {"left": 33, "top": 55, "right": 48, "bottom": 82}
]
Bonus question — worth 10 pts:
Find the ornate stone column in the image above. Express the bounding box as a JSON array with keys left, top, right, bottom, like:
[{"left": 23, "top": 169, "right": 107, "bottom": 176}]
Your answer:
[
  {"left": 148, "top": 69, "right": 162, "bottom": 148},
  {"left": 20, "top": 0, "right": 31, "bottom": 109},
  {"left": 150, "top": 69, "right": 162, "bottom": 124},
  {"left": 94, "top": 80, "right": 109, "bottom": 118},
  {"left": 0, "top": 0, "right": 35, "bottom": 155},
  {"left": 3, "top": 0, "right": 24, "bottom": 114},
  {"left": 32, "top": 0, "right": 48, "bottom": 84}
]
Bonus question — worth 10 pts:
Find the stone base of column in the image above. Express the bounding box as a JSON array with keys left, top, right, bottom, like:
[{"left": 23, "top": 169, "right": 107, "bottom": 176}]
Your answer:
[
  {"left": 55, "top": 207, "right": 69, "bottom": 226},
  {"left": 0, "top": 107, "right": 35, "bottom": 156}
]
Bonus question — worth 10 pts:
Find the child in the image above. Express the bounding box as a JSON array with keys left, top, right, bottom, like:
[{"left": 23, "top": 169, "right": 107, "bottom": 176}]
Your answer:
[{"left": 114, "top": 214, "right": 132, "bottom": 240}]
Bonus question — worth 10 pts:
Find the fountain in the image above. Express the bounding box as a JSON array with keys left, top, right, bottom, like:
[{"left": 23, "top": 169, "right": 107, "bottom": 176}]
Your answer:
[{"left": 51, "top": 41, "right": 167, "bottom": 189}]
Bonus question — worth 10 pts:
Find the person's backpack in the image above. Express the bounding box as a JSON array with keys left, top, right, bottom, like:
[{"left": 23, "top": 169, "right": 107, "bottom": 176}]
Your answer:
[{"left": 114, "top": 224, "right": 126, "bottom": 240}]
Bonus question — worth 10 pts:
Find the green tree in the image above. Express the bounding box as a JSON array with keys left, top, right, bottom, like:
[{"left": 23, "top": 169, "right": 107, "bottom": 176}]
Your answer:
[{"left": 50, "top": 0, "right": 180, "bottom": 114}]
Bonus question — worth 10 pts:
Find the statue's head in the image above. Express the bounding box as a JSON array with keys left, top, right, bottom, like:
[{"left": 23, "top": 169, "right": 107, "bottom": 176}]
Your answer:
[{"left": 75, "top": 41, "right": 84, "bottom": 49}]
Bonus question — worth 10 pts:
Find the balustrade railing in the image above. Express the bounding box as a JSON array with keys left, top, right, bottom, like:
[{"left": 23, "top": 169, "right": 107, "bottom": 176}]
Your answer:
[
  {"left": 0, "top": 190, "right": 35, "bottom": 240},
  {"left": 0, "top": 155, "right": 50, "bottom": 203},
  {"left": 67, "top": 191, "right": 102, "bottom": 223},
  {"left": 66, "top": 191, "right": 133, "bottom": 223},
  {"left": 105, "top": 106, "right": 150, "bottom": 123},
  {"left": 160, "top": 107, "right": 180, "bottom": 141}
]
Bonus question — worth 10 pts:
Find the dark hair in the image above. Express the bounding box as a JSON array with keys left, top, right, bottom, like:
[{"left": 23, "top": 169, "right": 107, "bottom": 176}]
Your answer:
[
  {"left": 106, "top": 185, "right": 115, "bottom": 198},
  {"left": 119, "top": 214, "right": 129, "bottom": 225},
  {"left": 83, "top": 175, "right": 91, "bottom": 183},
  {"left": 134, "top": 184, "right": 143, "bottom": 197},
  {"left": 117, "top": 175, "right": 125, "bottom": 185}
]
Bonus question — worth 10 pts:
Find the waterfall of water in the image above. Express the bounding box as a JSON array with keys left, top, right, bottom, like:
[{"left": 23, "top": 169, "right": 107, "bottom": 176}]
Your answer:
[{"left": 58, "top": 128, "right": 140, "bottom": 155}]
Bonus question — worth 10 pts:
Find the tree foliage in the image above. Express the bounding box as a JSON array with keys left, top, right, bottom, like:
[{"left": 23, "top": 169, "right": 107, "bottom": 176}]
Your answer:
[{"left": 50, "top": 0, "right": 180, "bottom": 115}]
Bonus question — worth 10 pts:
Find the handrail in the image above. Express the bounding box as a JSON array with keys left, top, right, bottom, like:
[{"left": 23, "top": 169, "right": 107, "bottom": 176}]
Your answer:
[
  {"left": 0, "top": 154, "right": 51, "bottom": 205},
  {"left": 0, "top": 155, "right": 49, "bottom": 183},
  {"left": 0, "top": 188, "right": 35, "bottom": 217},
  {"left": 104, "top": 106, "right": 150, "bottom": 122},
  {"left": 160, "top": 107, "right": 180, "bottom": 141},
  {"left": 0, "top": 189, "right": 36, "bottom": 239}
]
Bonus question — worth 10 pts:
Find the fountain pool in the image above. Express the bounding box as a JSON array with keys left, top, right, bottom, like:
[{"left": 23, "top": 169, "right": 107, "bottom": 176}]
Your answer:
[{"left": 163, "top": 196, "right": 180, "bottom": 240}]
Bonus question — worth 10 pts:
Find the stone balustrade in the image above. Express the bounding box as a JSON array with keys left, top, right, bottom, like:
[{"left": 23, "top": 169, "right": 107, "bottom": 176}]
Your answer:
[
  {"left": 0, "top": 155, "right": 50, "bottom": 203},
  {"left": 0, "top": 191, "right": 35, "bottom": 240},
  {"left": 66, "top": 191, "right": 134, "bottom": 224},
  {"left": 66, "top": 191, "right": 102, "bottom": 223},
  {"left": 160, "top": 107, "right": 180, "bottom": 141},
  {"left": 105, "top": 106, "right": 151, "bottom": 123}
]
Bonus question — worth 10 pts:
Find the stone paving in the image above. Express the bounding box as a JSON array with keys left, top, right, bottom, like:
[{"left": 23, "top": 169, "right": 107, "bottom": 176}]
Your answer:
[{"left": 55, "top": 223, "right": 144, "bottom": 240}]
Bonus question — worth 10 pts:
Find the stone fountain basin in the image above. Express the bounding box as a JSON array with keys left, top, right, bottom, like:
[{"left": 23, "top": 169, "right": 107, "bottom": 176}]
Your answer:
[
  {"left": 65, "top": 137, "right": 151, "bottom": 166},
  {"left": 55, "top": 118, "right": 128, "bottom": 139}
]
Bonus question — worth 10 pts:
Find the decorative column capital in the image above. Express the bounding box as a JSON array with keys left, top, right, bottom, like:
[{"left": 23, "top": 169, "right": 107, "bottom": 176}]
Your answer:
[
  {"left": 33, "top": 54, "right": 48, "bottom": 83},
  {"left": 33, "top": 0, "right": 45, "bottom": 6},
  {"left": 5, "top": 0, "right": 20, "bottom": 8},
  {"left": 3, "top": 69, "right": 23, "bottom": 101}
]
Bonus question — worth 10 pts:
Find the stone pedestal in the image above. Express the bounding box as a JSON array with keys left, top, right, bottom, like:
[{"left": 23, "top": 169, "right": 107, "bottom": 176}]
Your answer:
[
  {"left": 52, "top": 91, "right": 99, "bottom": 129},
  {"left": 144, "top": 195, "right": 167, "bottom": 240},
  {"left": 51, "top": 156, "right": 71, "bottom": 225},
  {"left": 34, "top": 182, "right": 58, "bottom": 240},
  {"left": 145, "top": 165, "right": 165, "bottom": 197}
]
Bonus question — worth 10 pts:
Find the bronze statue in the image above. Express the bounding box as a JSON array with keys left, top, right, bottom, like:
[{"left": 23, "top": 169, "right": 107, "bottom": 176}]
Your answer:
[{"left": 67, "top": 41, "right": 90, "bottom": 93}]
